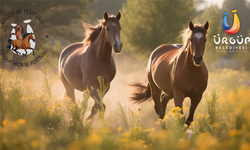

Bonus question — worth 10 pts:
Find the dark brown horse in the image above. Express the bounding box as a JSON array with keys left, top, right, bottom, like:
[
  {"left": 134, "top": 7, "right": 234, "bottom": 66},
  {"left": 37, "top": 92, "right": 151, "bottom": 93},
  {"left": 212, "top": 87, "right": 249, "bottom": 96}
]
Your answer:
[
  {"left": 131, "top": 21, "right": 209, "bottom": 126},
  {"left": 59, "top": 12, "right": 122, "bottom": 120}
]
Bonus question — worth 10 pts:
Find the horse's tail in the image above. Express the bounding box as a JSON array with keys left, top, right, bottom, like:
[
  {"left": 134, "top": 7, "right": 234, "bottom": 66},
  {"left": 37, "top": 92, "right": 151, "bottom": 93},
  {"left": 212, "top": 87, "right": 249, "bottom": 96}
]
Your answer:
[{"left": 130, "top": 80, "right": 151, "bottom": 103}]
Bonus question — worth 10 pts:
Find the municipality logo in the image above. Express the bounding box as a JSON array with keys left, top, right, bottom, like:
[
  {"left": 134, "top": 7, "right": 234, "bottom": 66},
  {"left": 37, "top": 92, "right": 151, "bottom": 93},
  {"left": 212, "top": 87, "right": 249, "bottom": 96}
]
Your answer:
[
  {"left": 7, "top": 19, "right": 36, "bottom": 55},
  {"left": 222, "top": 10, "right": 240, "bottom": 34},
  {"left": 213, "top": 10, "right": 250, "bottom": 52}
]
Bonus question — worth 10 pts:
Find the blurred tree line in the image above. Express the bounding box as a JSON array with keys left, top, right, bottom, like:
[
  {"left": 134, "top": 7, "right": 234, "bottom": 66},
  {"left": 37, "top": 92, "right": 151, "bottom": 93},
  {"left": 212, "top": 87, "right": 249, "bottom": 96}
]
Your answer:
[
  {"left": 89, "top": 0, "right": 125, "bottom": 23},
  {"left": 120, "top": 0, "right": 194, "bottom": 53}
]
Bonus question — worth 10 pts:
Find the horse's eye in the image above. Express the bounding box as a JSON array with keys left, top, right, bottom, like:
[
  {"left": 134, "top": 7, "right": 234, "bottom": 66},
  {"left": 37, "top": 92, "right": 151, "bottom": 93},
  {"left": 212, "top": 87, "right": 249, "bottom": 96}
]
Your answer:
[
  {"left": 106, "top": 27, "right": 109, "bottom": 31},
  {"left": 205, "top": 39, "right": 207, "bottom": 42}
]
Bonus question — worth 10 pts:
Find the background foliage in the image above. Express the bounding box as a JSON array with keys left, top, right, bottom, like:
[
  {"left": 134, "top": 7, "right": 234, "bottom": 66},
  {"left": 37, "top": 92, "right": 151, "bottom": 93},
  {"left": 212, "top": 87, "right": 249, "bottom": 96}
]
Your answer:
[{"left": 120, "top": 0, "right": 194, "bottom": 52}]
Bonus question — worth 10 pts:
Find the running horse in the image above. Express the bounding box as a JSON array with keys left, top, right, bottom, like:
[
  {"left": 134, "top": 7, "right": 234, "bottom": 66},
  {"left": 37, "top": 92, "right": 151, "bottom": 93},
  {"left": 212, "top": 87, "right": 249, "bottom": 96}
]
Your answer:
[
  {"left": 11, "top": 34, "right": 35, "bottom": 55},
  {"left": 131, "top": 21, "right": 209, "bottom": 127},
  {"left": 58, "top": 12, "right": 122, "bottom": 120}
]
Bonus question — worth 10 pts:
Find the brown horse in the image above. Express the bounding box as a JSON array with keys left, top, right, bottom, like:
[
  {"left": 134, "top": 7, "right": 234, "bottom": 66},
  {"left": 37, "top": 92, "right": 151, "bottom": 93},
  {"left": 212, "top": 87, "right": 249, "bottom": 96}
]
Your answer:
[
  {"left": 131, "top": 21, "right": 209, "bottom": 127},
  {"left": 11, "top": 34, "right": 35, "bottom": 55},
  {"left": 58, "top": 12, "right": 122, "bottom": 120},
  {"left": 13, "top": 24, "right": 24, "bottom": 40}
]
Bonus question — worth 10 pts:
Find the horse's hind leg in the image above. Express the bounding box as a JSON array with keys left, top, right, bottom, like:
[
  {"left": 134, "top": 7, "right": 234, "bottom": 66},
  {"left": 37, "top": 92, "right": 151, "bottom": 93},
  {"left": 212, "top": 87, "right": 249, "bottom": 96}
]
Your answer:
[
  {"left": 148, "top": 75, "right": 164, "bottom": 119},
  {"left": 61, "top": 75, "right": 75, "bottom": 103}
]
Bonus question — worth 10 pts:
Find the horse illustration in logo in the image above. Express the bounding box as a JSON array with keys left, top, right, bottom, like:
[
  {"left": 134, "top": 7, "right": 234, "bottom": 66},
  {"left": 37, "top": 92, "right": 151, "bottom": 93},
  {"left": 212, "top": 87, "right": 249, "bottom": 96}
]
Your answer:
[
  {"left": 7, "top": 19, "right": 36, "bottom": 55},
  {"left": 222, "top": 10, "right": 240, "bottom": 34},
  {"left": 11, "top": 34, "right": 35, "bottom": 55}
]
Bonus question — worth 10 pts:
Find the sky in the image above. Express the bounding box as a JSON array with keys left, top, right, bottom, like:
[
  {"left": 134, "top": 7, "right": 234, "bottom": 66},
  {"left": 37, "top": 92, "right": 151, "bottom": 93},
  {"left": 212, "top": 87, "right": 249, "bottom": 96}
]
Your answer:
[
  {"left": 199, "top": 0, "right": 250, "bottom": 10},
  {"left": 205, "top": 0, "right": 224, "bottom": 8},
  {"left": 197, "top": 0, "right": 224, "bottom": 10}
]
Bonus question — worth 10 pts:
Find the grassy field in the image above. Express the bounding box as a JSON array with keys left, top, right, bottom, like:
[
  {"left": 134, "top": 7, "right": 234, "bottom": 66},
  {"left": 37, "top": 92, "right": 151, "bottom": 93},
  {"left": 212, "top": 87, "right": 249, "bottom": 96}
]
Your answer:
[{"left": 0, "top": 58, "right": 250, "bottom": 150}]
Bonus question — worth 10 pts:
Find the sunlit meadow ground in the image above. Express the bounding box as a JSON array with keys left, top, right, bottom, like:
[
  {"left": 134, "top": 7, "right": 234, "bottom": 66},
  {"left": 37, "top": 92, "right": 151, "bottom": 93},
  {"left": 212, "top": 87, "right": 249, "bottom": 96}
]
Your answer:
[{"left": 0, "top": 56, "right": 250, "bottom": 150}]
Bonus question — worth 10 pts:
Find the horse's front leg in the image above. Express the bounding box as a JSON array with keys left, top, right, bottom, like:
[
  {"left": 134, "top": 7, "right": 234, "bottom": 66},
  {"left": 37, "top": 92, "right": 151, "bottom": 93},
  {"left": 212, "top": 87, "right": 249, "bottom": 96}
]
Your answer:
[
  {"left": 161, "top": 93, "right": 173, "bottom": 118},
  {"left": 186, "top": 94, "right": 202, "bottom": 127},
  {"left": 173, "top": 89, "right": 185, "bottom": 114},
  {"left": 85, "top": 83, "right": 108, "bottom": 121},
  {"left": 12, "top": 45, "right": 15, "bottom": 51},
  {"left": 13, "top": 47, "right": 20, "bottom": 55}
]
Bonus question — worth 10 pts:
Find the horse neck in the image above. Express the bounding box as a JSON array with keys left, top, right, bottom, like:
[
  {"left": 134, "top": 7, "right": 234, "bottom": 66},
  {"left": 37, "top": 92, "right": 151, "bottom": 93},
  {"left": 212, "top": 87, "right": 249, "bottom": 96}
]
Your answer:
[
  {"left": 23, "top": 36, "right": 29, "bottom": 43},
  {"left": 17, "top": 27, "right": 22, "bottom": 33},
  {"left": 95, "top": 27, "right": 112, "bottom": 64}
]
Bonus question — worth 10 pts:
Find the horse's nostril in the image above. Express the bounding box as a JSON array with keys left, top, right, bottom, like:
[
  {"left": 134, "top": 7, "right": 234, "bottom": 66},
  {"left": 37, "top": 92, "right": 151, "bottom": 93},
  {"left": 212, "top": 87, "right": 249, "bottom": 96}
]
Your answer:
[
  {"left": 114, "top": 43, "right": 117, "bottom": 48},
  {"left": 194, "top": 55, "right": 203, "bottom": 61},
  {"left": 121, "top": 43, "right": 123, "bottom": 48}
]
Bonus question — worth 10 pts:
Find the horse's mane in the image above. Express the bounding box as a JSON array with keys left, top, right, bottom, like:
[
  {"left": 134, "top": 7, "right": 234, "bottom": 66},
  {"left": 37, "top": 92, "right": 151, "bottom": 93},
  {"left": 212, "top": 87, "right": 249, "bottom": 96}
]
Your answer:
[
  {"left": 17, "top": 24, "right": 24, "bottom": 34},
  {"left": 82, "top": 15, "right": 120, "bottom": 45},
  {"left": 180, "top": 23, "right": 207, "bottom": 51},
  {"left": 23, "top": 33, "right": 32, "bottom": 39}
]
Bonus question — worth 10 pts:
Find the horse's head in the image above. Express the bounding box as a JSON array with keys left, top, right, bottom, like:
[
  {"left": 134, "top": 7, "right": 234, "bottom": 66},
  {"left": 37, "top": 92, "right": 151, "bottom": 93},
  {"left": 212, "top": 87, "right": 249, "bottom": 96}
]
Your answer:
[
  {"left": 103, "top": 12, "right": 122, "bottom": 53},
  {"left": 15, "top": 24, "right": 20, "bottom": 29},
  {"left": 188, "top": 21, "right": 209, "bottom": 66},
  {"left": 29, "top": 34, "right": 36, "bottom": 42}
]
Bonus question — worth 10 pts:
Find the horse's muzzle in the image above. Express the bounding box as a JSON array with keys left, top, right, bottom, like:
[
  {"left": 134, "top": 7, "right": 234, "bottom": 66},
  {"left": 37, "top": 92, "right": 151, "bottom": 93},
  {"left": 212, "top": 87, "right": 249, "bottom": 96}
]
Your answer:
[
  {"left": 193, "top": 55, "right": 203, "bottom": 66},
  {"left": 32, "top": 39, "right": 36, "bottom": 42},
  {"left": 114, "top": 42, "right": 122, "bottom": 53}
]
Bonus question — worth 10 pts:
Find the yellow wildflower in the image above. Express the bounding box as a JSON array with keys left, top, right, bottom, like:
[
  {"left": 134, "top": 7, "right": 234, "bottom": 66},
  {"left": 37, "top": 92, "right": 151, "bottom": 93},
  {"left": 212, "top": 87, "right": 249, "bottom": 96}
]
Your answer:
[
  {"left": 240, "top": 142, "right": 250, "bottom": 150},
  {"left": 229, "top": 129, "right": 242, "bottom": 137},
  {"left": 178, "top": 138, "right": 190, "bottom": 149},
  {"left": 86, "top": 133, "right": 103, "bottom": 145},
  {"left": 117, "top": 126, "right": 122, "bottom": 132},
  {"left": 30, "top": 140, "right": 39, "bottom": 148},
  {"left": 17, "top": 119, "right": 26, "bottom": 125},
  {"left": 196, "top": 114, "right": 202, "bottom": 119},
  {"left": 2, "top": 119, "right": 9, "bottom": 126}
]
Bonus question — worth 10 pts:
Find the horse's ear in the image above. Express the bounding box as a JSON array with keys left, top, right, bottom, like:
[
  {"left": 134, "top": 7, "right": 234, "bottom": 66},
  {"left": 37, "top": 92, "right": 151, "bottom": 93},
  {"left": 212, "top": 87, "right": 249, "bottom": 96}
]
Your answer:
[
  {"left": 104, "top": 11, "right": 109, "bottom": 21},
  {"left": 189, "top": 21, "right": 194, "bottom": 31},
  {"left": 204, "top": 21, "right": 209, "bottom": 30},
  {"left": 116, "top": 12, "right": 121, "bottom": 20}
]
